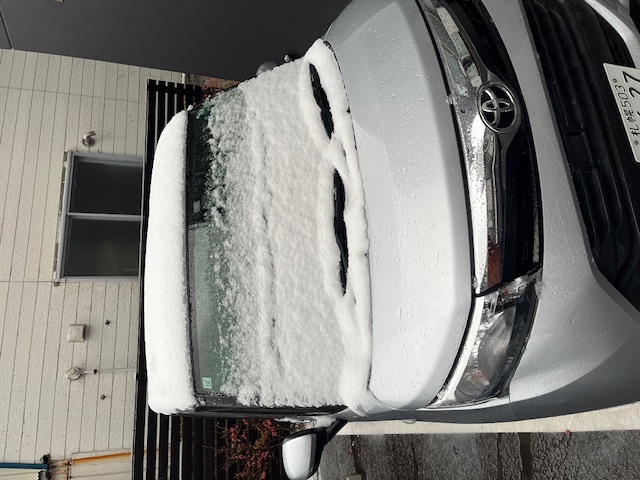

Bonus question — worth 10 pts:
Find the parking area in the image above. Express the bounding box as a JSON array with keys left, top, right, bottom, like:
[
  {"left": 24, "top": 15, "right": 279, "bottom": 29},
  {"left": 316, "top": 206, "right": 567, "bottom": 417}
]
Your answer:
[
  {"left": 313, "top": 403, "right": 640, "bottom": 479},
  {"left": 320, "top": 430, "right": 640, "bottom": 479}
]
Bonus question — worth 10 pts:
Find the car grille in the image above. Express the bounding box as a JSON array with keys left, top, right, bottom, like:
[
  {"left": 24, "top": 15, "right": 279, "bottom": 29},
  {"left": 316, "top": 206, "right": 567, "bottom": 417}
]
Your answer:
[
  {"left": 426, "top": 0, "right": 543, "bottom": 291},
  {"left": 523, "top": 0, "right": 640, "bottom": 310}
]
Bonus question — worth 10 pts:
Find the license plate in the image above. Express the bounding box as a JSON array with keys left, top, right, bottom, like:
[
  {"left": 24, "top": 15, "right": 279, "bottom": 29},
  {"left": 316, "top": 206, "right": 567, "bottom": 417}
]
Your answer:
[{"left": 604, "top": 63, "right": 640, "bottom": 164}]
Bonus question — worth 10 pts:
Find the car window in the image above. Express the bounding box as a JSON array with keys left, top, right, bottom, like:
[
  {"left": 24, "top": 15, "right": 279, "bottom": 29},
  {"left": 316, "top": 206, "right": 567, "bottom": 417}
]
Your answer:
[{"left": 186, "top": 96, "right": 242, "bottom": 397}]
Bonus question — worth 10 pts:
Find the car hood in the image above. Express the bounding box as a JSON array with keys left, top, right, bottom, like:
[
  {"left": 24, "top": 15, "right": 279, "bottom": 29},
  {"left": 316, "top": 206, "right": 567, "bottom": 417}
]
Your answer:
[{"left": 326, "top": 0, "right": 473, "bottom": 409}]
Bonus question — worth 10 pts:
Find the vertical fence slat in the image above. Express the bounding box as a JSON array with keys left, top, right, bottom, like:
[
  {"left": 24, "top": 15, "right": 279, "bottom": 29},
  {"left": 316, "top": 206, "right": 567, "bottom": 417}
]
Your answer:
[
  {"left": 156, "top": 81, "right": 166, "bottom": 135},
  {"left": 224, "top": 419, "right": 230, "bottom": 480},
  {"left": 158, "top": 414, "right": 170, "bottom": 479},
  {"left": 166, "top": 83, "right": 175, "bottom": 123},
  {"left": 202, "top": 418, "right": 214, "bottom": 480},
  {"left": 176, "top": 82, "right": 185, "bottom": 112},
  {"left": 169, "top": 416, "right": 181, "bottom": 480},
  {"left": 145, "top": 408, "right": 158, "bottom": 480},
  {"left": 182, "top": 416, "right": 193, "bottom": 480},
  {"left": 193, "top": 418, "right": 204, "bottom": 480}
]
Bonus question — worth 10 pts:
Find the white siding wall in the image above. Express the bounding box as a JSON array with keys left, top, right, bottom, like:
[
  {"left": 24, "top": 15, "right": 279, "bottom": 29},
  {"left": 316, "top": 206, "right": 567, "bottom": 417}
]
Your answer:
[{"left": 0, "top": 50, "right": 182, "bottom": 463}]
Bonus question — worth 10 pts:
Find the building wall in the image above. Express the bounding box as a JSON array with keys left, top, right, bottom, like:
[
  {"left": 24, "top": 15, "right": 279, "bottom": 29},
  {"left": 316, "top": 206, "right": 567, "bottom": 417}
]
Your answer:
[{"left": 0, "top": 49, "right": 182, "bottom": 463}]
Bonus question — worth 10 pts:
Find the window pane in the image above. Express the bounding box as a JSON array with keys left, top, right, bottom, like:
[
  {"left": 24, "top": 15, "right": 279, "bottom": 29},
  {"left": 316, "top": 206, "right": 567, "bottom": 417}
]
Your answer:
[
  {"left": 63, "top": 218, "right": 140, "bottom": 277},
  {"left": 69, "top": 158, "right": 143, "bottom": 215}
]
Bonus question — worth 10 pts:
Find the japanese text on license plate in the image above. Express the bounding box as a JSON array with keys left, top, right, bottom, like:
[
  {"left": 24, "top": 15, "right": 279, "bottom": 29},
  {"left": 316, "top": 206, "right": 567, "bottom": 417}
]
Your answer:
[{"left": 604, "top": 63, "right": 640, "bottom": 164}]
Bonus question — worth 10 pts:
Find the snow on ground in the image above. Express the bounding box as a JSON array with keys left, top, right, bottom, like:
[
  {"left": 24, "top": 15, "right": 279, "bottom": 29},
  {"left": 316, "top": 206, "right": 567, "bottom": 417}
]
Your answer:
[{"left": 145, "top": 40, "right": 374, "bottom": 415}]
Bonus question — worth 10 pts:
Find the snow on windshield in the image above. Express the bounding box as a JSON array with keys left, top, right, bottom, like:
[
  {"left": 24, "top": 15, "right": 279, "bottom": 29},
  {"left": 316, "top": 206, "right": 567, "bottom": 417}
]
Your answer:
[{"left": 145, "top": 40, "right": 374, "bottom": 415}]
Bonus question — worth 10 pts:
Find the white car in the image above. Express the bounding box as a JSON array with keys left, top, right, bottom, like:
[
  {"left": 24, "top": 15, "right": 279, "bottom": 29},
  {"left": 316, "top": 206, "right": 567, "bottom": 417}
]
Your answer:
[{"left": 142, "top": 0, "right": 640, "bottom": 478}]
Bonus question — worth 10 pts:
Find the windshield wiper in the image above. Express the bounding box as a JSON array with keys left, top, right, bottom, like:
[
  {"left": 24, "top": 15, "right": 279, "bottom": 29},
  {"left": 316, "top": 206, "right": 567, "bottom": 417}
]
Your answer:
[
  {"left": 310, "top": 63, "right": 334, "bottom": 138},
  {"left": 333, "top": 171, "right": 348, "bottom": 293}
]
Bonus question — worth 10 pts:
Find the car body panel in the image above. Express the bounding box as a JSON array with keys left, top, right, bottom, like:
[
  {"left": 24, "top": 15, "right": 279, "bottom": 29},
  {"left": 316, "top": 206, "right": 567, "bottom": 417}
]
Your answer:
[
  {"left": 325, "top": 0, "right": 473, "bottom": 409},
  {"left": 326, "top": 0, "right": 640, "bottom": 419}
]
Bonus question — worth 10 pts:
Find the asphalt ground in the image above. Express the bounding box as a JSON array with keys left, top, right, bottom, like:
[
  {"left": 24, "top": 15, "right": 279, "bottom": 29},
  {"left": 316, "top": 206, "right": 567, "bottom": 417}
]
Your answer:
[{"left": 318, "top": 431, "right": 640, "bottom": 480}]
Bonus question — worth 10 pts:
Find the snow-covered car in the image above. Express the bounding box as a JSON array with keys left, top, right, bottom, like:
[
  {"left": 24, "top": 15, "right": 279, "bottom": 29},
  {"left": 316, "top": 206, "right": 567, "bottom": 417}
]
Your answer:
[{"left": 143, "top": 0, "right": 640, "bottom": 478}]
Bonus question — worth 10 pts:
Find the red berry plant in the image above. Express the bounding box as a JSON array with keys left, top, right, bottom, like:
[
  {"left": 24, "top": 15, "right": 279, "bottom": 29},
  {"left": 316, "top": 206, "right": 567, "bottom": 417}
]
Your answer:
[
  {"left": 201, "top": 77, "right": 239, "bottom": 98},
  {"left": 218, "top": 419, "right": 292, "bottom": 480}
]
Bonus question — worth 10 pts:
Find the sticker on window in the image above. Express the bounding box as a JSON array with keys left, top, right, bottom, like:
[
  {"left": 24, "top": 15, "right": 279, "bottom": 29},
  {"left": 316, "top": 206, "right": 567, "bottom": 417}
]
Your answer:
[{"left": 202, "top": 377, "right": 213, "bottom": 390}]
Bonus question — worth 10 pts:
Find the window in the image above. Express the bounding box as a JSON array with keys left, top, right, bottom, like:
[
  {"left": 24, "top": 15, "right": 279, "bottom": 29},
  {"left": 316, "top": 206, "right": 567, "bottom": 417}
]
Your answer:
[{"left": 56, "top": 152, "right": 143, "bottom": 281}]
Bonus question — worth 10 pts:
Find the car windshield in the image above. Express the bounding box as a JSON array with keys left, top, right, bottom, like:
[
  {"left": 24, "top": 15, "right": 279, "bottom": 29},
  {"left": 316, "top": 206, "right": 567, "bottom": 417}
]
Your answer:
[
  {"left": 181, "top": 42, "right": 374, "bottom": 413},
  {"left": 186, "top": 94, "right": 241, "bottom": 399}
]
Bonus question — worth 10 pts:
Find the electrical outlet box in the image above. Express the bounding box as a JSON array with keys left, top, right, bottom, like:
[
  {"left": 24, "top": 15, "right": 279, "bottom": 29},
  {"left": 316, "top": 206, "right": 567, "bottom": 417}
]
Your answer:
[{"left": 67, "top": 324, "right": 86, "bottom": 342}]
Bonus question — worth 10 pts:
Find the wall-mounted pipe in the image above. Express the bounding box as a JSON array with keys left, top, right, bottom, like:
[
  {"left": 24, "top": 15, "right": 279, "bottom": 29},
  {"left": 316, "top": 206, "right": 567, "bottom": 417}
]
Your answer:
[
  {"left": 66, "top": 366, "right": 135, "bottom": 380},
  {"left": 82, "top": 131, "right": 96, "bottom": 147},
  {"left": 0, "top": 462, "right": 48, "bottom": 470}
]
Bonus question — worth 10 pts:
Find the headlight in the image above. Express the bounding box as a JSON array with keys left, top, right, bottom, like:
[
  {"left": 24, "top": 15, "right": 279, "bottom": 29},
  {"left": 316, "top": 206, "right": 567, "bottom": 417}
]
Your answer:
[{"left": 429, "top": 271, "right": 540, "bottom": 407}]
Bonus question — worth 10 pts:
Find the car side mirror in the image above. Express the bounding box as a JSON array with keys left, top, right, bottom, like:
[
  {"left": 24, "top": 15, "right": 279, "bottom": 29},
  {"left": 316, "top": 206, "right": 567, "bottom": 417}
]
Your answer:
[
  {"left": 281, "top": 420, "right": 347, "bottom": 480},
  {"left": 256, "top": 61, "right": 277, "bottom": 75}
]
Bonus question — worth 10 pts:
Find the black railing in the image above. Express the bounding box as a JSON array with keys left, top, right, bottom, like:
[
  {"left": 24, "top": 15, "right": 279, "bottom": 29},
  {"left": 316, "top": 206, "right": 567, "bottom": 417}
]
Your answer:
[{"left": 133, "top": 79, "right": 204, "bottom": 480}]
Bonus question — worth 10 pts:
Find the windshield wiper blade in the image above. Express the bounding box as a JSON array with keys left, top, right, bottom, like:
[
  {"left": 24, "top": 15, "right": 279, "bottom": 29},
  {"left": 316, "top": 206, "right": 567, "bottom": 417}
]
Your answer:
[
  {"left": 333, "top": 171, "right": 348, "bottom": 293},
  {"left": 310, "top": 63, "right": 334, "bottom": 138}
]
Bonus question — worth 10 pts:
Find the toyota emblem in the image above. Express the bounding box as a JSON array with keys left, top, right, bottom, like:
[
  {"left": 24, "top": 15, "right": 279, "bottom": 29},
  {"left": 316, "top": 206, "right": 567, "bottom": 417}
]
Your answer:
[{"left": 477, "top": 81, "right": 520, "bottom": 134}]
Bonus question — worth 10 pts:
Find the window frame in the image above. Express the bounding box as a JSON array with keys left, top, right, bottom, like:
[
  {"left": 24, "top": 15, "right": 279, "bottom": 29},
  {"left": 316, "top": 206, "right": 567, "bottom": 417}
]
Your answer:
[{"left": 55, "top": 151, "right": 143, "bottom": 282}]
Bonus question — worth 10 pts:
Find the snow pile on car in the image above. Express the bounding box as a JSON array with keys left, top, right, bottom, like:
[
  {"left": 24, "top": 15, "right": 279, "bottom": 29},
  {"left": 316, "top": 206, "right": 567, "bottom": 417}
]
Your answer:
[
  {"left": 145, "top": 40, "right": 374, "bottom": 415},
  {"left": 144, "top": 110, "right": 195, "bottom": 414}
]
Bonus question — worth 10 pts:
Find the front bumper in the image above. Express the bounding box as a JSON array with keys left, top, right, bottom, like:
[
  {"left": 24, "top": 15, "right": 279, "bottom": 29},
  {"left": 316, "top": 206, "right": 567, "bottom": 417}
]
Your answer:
[
  {"left": 486, "top": 0, "right": 640, "bottom": 419},
  {"left": 417, "top": 0, "right": 640, "bottom": 420}
]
